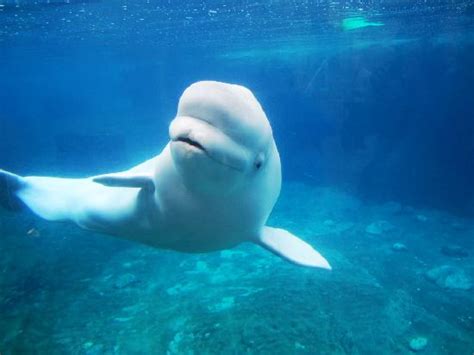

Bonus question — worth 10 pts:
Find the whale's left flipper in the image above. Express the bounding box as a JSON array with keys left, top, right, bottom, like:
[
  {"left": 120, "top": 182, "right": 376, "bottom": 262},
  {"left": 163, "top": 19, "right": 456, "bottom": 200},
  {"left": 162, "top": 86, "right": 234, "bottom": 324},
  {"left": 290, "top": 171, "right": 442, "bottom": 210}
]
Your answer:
[
  {"left": 257, "top": 226, "right": 332, "bottom": 269},
  {"left": 0, "top": 169, "right": 26, "bottom": 211}
]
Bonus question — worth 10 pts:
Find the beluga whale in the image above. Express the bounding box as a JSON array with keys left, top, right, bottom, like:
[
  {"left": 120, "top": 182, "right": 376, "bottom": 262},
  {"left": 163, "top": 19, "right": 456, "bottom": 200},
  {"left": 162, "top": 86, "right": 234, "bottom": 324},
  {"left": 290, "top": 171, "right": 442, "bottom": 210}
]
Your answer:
[{"left": 0, "top": 81, "right": 331, "bottom": 269}]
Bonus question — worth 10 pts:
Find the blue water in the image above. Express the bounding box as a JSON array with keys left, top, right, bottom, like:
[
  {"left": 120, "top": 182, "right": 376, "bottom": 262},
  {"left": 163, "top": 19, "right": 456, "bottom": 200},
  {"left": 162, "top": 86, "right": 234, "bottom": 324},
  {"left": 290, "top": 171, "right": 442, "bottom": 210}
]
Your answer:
[{"left": 1, "top": 1, "right": 473, "bottom": 354}]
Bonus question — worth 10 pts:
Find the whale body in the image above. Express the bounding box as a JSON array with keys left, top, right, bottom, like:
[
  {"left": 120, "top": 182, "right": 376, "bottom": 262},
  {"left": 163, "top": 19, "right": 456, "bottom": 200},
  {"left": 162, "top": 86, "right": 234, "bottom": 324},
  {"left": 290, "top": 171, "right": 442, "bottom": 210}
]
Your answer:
[{"left": 0, "top": 81, "right": 331, "bottom": 269}]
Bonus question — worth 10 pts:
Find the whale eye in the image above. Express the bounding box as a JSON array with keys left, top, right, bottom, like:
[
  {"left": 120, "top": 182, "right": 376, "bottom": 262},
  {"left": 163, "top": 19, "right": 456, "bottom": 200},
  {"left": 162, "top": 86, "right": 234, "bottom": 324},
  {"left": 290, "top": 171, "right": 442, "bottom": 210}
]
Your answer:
[{"left": 254, "top": 153, "right": 264, "bottom": 170}]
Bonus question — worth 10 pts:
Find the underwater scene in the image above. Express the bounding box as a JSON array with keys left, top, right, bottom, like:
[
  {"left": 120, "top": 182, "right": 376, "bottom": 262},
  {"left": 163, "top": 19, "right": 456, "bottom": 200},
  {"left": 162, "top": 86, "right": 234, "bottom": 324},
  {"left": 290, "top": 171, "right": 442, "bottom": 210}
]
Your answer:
[{"left": 1, "top": 0, "right": 473, "bottom": 354}]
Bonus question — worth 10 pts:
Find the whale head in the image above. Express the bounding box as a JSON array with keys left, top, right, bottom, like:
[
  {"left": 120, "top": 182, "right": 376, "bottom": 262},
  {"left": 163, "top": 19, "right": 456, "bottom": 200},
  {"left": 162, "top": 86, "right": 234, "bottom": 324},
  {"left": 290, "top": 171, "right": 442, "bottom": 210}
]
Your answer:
[{"left": 169, "top": 81, "right": 278, "bottom": 195}]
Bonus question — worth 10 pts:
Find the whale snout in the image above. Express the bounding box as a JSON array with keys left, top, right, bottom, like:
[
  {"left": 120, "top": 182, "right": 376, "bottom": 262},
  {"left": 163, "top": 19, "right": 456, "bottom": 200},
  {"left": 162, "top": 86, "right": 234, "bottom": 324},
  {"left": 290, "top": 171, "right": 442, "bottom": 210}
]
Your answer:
[{"left": 169, "top": 116, "right": 250, "bottom": 172}]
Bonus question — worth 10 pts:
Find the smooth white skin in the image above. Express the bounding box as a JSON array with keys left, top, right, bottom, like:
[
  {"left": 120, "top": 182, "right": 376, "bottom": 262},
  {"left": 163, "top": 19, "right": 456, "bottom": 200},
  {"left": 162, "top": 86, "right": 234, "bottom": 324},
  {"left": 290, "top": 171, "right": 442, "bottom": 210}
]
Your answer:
[
  {"left": 17, "top": 81, "right": 282, "bottom": 253},
  {"left": 8, "top": 81, "right": 331, "bottom": 269}
]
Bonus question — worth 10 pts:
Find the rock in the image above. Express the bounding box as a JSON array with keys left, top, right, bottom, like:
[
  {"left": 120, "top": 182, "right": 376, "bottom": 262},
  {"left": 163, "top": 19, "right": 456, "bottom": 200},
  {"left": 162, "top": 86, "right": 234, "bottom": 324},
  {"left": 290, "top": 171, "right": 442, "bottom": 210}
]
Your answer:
[
  {"left": 220, "top": 250, "right": 248, "bottom": 259},
  {"left": 208, "top": 296, "right": 235, "bottom": 312},
  {"left": 195, "top": 261, "right": 209, "bottom": 272},
  {"left": 168, "top": 331, "right": 186, "bottom": 354},
  {"left": 443, "top": 271, "right": 472, "bottom": 290},
  {"left": 316, "top": 220, "right": 354, "bottom": 236},
  {"left": 84, "top": 343, "right": 105, "bottom": 355},
  {"left": 451, "top": 222, "right": 466, "bottom": 230},
  {"left": 113, "top": 316, "right": 132, "bottom": 323},
  {"left": 426, "top": 265, "right": 472, "bottom": 290},
  {"left": 440, "top": 245, "right": 469, "bottom": 258},
  {"left": 166, "top": 282, "right": 198, "bottom": 296},
  {"left": 392, "top": 242, "right": 407, "bottom": 251},
  {"left": 409, "top": 337, "right": 428, "bottom": 351},
  {"left": 380, "top": 201, "right": 403, "bottom": 215},
  {"left": 365, "top": 220, "right": 395, "bottom": 235},
  {"left": 416, "top": 214, "right": 428, "bottom": 222},
  {"left": 294, "top": 342, "right": 306, "bottom": 350},
  {"left": 323, "top": 219, "right": 335, "bottom": 227},
  {"left": 114, "top": 273, "right": 138, "bottom": 289},
  {"left": 184, "top": 260, "right": 210, "bottom": 274}
]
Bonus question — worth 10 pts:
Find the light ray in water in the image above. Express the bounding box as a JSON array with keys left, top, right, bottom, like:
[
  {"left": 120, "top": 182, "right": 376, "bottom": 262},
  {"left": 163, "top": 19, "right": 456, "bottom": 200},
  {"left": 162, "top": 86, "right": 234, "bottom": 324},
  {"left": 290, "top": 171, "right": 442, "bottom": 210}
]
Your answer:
[{"left": 342, "top": 16, "right": 384, "bottom": 31}]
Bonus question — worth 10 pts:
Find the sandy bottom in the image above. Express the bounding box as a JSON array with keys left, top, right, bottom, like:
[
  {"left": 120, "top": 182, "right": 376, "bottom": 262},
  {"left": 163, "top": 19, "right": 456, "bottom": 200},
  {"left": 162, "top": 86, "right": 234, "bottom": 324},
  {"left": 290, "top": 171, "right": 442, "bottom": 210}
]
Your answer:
[{"left": 0, "top": 182, "right": 473, "bottom": 354}]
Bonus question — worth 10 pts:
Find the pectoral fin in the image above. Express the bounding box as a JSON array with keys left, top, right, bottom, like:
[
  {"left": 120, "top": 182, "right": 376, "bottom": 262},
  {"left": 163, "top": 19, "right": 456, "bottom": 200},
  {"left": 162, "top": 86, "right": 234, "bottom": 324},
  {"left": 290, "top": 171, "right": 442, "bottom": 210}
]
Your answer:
[
  {"left": 92, "top": 173, "right": 154, "bottom": 190},
  {"left": 257, "top": 226, "right": 331, "bottom": 269}
]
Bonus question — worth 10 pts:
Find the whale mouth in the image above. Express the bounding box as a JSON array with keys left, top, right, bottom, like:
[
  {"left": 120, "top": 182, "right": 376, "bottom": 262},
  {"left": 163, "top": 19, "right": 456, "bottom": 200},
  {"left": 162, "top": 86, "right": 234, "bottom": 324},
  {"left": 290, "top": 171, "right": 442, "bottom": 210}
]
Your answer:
[
  {"left": 169, "top": 118, "right": 246, "bottom": 172},
  {"left": 175, "top": 136, "right": 206, "bottom": 152},
  {"left": 172, "top": 135, "right": 244, "bottom": 172}
]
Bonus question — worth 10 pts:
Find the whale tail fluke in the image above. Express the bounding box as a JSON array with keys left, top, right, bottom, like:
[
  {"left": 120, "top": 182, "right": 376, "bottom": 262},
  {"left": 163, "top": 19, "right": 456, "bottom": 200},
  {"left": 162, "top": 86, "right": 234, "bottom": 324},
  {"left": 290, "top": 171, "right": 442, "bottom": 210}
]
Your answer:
[{"left": 0, "top": 169, "right": 26, "bottom": 211}]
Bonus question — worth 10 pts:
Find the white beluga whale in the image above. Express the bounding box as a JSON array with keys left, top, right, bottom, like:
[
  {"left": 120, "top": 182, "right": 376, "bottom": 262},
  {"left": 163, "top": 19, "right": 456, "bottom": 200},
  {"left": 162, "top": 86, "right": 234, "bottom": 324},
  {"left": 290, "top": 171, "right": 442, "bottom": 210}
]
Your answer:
[{"left": 0, "top": 81, "right": 331, "bottom": 269}]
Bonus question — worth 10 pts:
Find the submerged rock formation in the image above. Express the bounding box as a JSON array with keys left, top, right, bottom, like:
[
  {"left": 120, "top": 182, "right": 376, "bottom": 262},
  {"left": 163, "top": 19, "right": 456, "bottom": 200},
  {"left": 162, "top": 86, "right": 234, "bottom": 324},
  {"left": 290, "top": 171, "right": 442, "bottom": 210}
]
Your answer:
[
  {"left": 365, "top": 220, "right": 395, "bottom": 235},
  {"left": 440, "top": 245, "right": 469, "bottom": 258},
  {"left": 425, "top": 265, "right": 472, "bottom": 290}
]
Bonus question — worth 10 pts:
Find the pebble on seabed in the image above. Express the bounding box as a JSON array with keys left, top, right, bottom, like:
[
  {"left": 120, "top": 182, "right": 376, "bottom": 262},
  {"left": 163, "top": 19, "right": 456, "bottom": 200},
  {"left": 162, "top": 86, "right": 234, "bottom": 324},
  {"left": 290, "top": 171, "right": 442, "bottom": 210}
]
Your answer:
[
  {"left": 365, "top": 220, "right": 395, "bottom": 235},
  {"left": 409, "top": 337, "right": 428, "bottom": 351},
  {"left": 416, "top": 214, "right": 428, "bottom": 222},
  {"left": 392, "top": 242, "right": 407, "bottom": 251},
  {"left": 440, "top": 245, "right": 469, "bottom": 258}
]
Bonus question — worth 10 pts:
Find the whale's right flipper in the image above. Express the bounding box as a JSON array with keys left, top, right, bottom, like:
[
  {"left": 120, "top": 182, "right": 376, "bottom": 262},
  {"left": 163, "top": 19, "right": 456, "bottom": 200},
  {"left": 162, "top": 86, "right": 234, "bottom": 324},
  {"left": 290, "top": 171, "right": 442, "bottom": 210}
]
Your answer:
[
  {"left": 0, "top": 169, "right": 26, "bottom": 211},
  {"left": 0, "top": 161, "right": 156, "bottom": 224},
  {"left": 257, "top": 226, "right": 332, "bottom": 269},
  {"left": 0, "top": 170, "right": 94, "bottom": 221}
]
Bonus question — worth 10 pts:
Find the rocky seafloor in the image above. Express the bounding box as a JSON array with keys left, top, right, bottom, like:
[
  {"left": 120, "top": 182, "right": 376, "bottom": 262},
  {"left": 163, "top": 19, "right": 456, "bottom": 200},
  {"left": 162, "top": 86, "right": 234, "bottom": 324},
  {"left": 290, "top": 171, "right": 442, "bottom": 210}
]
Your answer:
[{"left": 0, "top": 182, "right": 473, "bottom": 354}]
